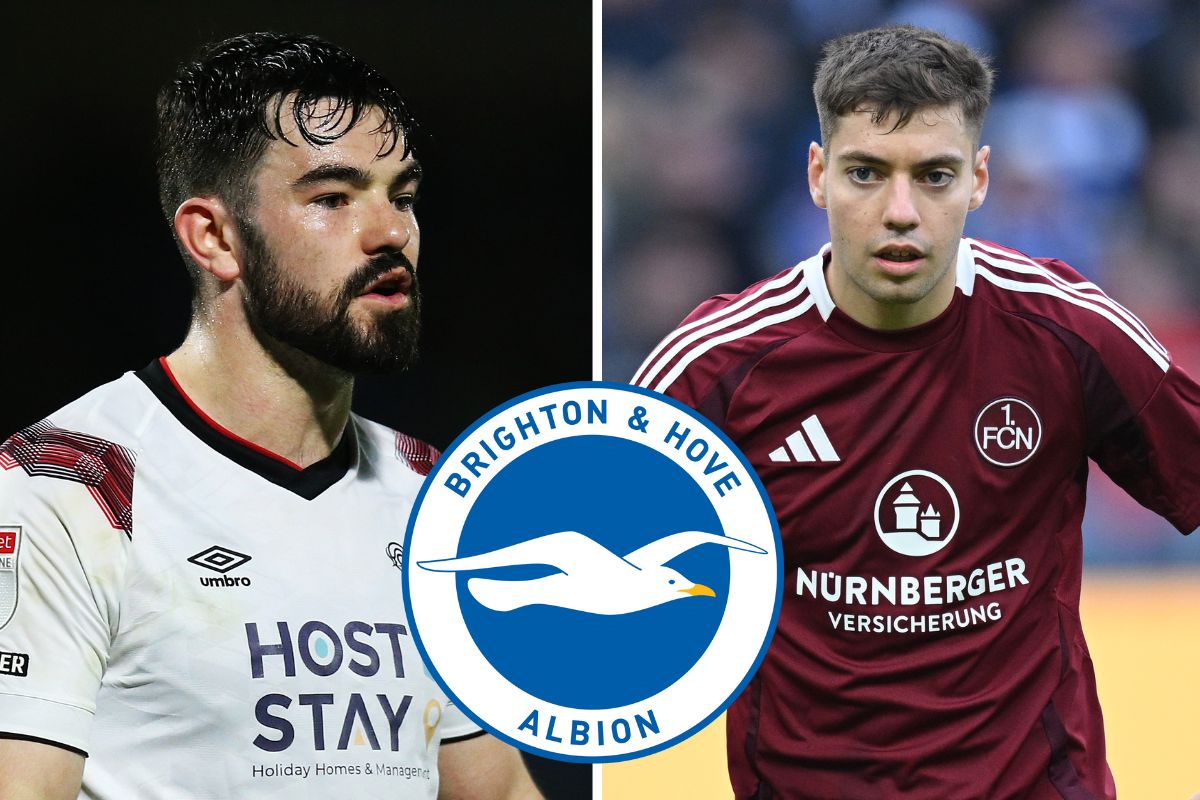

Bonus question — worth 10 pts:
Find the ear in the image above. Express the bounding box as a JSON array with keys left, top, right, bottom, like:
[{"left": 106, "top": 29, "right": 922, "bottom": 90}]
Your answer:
[
  {"left": 968, "top": 145, "right": 990, "bottom": 211},
  {"left": 173, "top": 197, "right": 243, "bottom": 282},
  {"left": 807, "top": 142, "right": 828, "bottom": 210}
]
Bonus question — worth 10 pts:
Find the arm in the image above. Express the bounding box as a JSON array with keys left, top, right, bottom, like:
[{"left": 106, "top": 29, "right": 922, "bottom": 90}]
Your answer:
[
  {"left": 0, "top": 429, "right": 130, "bottom": 795},
  {"left": 1028, "top": 257, "right": 1200, "bottom": 531},
  {"left": 438, "top": 734, "right": 542, "bottom": 800},
  {"left": 0, "top": 738, "right": 84, "bottom": 800}
]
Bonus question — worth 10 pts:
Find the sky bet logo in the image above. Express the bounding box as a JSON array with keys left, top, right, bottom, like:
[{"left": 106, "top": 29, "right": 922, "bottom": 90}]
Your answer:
[
  {"left": 404, "top": 383, "right": 782, "bottom": 762},
  {"left": 246, "top": 620, "right": 419, "bottom": 752}
]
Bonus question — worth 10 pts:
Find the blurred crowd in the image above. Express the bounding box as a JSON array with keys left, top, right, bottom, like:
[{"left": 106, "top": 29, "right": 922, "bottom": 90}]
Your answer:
[{"left": 603, "top": 0, "right": 1200, "bottom": 565}]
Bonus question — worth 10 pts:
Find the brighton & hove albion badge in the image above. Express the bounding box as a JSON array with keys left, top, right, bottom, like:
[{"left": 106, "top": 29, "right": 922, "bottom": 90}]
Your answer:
[{"left": 403, "top": 383, "right": 781, "bottom": 762}]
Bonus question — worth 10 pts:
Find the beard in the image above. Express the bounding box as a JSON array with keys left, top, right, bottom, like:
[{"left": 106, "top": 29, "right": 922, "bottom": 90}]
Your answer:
[{"left": 236, "top": 217, "right": 421, "bottom": 374}]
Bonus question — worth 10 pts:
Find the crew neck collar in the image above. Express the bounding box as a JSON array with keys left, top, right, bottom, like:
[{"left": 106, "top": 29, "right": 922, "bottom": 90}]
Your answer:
[
  {"left": 803, "top": 238, "right": 974, "bottom": 352},
  {"left": 136, "top": 358, "right": 354, "bottom": 499}
]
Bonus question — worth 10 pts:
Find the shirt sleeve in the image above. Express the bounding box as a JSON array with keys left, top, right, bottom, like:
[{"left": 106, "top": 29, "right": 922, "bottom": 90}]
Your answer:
[
  {"left": 0, "top": 467, "right": 126, "bottom": 755},
  {"left": 632, "top": 294, "right": 738, "bottom": 410},
  {"left": 1018, "top": 257, "right": 1200, "bottom": 535},
  {"left": 437, "top": 698, "right": 483, "bottom": 742},
  {"left": 1091, "top": 363, "right": 1200, "bottom": 534}
]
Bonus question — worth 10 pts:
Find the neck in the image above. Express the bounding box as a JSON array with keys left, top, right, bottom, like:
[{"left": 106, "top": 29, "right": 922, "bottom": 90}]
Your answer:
[
  {"left": 166, "top": 318, "right": 353, "bottom": 469},
  {"left": 825, "top": 257, "right": 956, "bottom": 331}
]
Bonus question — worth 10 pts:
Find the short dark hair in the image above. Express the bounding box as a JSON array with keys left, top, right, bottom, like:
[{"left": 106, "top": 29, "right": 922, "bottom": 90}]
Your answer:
[
  {"left": 156, "top": 32, "right": 416, "bottom": 258},
  {"left": 813, "top": 25, "right": 994, "bottom": 144}
]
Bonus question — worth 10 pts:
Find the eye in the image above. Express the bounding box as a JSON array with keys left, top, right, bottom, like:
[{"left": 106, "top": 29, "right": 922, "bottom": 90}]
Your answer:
[
  {"left": 923, "top": 170, "right": 953, "bottom": 186},
  {"left": 312, "top": 193, "right": 348, "bottom": 209},
  {"left": 848, "top": 167, "right": 877, "bottom": 183},
  {"left": 392, "top": 193, "right": 417, "bottom": 211},
  {"left": 668, "top": 579, "right": 676, "bottom": 585}
]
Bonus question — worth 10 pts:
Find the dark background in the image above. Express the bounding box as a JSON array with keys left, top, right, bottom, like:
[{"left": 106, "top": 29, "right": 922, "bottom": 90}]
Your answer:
[
  {"left": 7, "top": 2, "right": 591, "bottom": 449},
  {"left": 8, "top": 3, "right": 592, "bottom": 796}
]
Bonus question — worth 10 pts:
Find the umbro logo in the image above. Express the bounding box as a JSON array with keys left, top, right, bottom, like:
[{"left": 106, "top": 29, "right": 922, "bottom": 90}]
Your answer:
[
  {"left": 768, "top": 415, "right": 840, "bottom": 464},
  {"left": 188, "top": 545, "right": 253, "bottom": 587}
]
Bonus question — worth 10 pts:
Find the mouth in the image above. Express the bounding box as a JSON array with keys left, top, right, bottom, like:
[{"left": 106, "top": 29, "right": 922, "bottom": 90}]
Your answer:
[
  {"left": 357, "top": 268, "right": 413, "bottom": 306},
  {"left": 873, "top": 243, "right": 927, "bottom": 276}
]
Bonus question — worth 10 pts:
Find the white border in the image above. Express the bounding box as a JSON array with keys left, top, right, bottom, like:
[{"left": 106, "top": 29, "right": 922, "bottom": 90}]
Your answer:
[{"left": 592, "top": 0, "right": 604, "bottom": 382}]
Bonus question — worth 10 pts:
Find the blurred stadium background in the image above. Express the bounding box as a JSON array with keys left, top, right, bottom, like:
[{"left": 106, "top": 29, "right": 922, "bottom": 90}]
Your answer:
[
  {"left": 603, "top": 0, "right": 1199, "bottom": 796},
  {"left": 603, "top": 0, "right": 1200, "bottom": 564}
]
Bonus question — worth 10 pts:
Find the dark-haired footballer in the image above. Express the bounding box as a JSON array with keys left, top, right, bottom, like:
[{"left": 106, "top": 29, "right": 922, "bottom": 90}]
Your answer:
[
  {"left": 0, "top": 33, "right": 539, "bottom": 799},
  {"left": 635, "top": 24, "right": 1200, "bottom": 800}
]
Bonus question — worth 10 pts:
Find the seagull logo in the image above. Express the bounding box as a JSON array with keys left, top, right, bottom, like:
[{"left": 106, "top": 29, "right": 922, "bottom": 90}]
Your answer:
[{"left": 417, "top": 530, "right": 766, "bottom": 616}]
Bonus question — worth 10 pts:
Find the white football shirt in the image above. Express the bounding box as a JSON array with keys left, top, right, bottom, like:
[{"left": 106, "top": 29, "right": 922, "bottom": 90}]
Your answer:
[{"left": 0, "top": 359, "right": 480, "bottom": 798}]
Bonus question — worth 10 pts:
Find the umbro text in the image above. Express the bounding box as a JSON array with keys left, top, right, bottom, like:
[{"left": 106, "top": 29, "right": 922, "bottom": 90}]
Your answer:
[{"left": 201, "top": 575, "right": 252, "bottom": 587}]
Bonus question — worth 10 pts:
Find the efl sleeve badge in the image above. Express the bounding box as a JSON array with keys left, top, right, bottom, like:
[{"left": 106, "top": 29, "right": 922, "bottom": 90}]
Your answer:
[{"left": 0, "top": 526, "right": 21, "bottom": 630}]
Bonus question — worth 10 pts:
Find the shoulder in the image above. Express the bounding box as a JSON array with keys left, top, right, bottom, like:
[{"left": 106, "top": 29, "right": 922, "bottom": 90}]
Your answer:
[
  {"left": 0, "top": 373, "right": 153, "bottom": 537},
  {"left": 964, "top": 237, "right": 1171, "bottom": 376},
  {"left": 633, "top": 253, "right": 826, "bottom": 404},
  {"left": 350, "top": 414, "right": 441, "bottom": 478}
]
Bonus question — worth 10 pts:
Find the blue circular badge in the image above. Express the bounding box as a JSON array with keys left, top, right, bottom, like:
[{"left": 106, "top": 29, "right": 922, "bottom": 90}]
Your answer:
[{"left": 403, "top": 382, "right": 781, "bottom": 762}]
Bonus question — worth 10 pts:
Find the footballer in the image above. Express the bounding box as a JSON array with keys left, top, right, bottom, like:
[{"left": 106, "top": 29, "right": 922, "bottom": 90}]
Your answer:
[
  {"left": 0, "top": 33, "right": 541, "bottom": 799},
  {"left": 635, "top": 24, "right": 1200, "bottom": 800}
]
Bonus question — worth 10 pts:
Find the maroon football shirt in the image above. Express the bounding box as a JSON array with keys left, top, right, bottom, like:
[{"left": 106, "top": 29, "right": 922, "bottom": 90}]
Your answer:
[{"left": 634, "top": 238, "right": 1200, "bottom": 800}]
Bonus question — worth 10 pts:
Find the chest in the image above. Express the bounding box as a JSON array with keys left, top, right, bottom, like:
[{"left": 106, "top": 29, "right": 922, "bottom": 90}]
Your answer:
[
  {"left": 99, "top": 463, "right": 445, "bottom": 757},
  {"left": 725, "top": 325, "right": 1088, "bottom": 569}
]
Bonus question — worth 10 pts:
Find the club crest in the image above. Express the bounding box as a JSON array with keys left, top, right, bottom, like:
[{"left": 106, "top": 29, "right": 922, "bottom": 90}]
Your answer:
[{"left": 403, "top": 383, "right": 781, "bottom": 761}]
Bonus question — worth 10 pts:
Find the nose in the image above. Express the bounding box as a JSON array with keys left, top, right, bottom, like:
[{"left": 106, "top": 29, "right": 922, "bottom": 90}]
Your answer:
[
  {"left": 360, "top": 197, "right": 415, "bottom": 255},
  {"left": 882, "top": 178, "right": 920, "bottom": 231}
]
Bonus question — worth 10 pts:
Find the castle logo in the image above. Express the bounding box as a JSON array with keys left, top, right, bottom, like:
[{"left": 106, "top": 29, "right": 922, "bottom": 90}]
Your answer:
[{"left": 873, "top": 470, "right": 960, "bottom": 557}]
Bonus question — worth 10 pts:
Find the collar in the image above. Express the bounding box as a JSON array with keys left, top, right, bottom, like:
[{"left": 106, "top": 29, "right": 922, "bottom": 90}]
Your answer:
[
  {"left": 136, "top": 358, "right": 355, "bottom": 500},
  {"left": 803, "top": 238, "right": 973, "bottom": 352}
]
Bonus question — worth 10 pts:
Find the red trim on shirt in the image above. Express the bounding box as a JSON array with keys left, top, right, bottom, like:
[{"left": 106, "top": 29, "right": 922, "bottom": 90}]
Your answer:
[{"left": 157, "top": 357, "right": 305, "bottom": 472}]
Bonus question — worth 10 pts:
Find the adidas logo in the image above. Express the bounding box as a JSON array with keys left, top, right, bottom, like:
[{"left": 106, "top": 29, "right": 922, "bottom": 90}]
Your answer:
[{"left": 769, "top": 415, "right": 840, "bottom": 463}]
